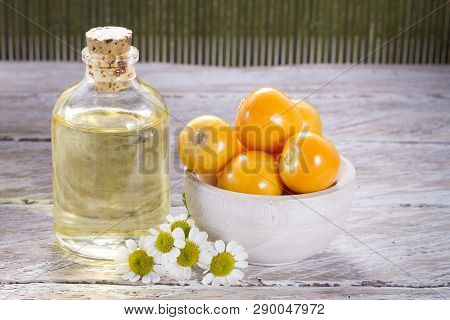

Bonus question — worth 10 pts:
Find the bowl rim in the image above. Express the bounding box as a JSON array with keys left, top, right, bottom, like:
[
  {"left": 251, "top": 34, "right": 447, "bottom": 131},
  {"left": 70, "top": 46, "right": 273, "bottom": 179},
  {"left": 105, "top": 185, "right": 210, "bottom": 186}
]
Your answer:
[{"left": 185, "top": 156, "right": 356, "bottom": 201}]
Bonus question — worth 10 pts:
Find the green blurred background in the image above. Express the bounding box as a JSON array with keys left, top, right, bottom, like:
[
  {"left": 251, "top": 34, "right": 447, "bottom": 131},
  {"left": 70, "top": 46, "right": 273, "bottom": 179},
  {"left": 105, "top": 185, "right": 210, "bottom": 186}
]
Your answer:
[{"left": 1, "top": 0, "right": 449, "bottom": 65}]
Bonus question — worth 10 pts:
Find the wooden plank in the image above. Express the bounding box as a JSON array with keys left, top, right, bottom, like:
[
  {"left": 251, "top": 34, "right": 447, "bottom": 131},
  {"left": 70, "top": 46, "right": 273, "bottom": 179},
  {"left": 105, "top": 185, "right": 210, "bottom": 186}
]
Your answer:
[
  {"left": 2, "top": 283, "right": 449, "bottom": 300},
  {"left": 0, "top": 63, "right": 449, "bottom": 96},
  {"left": 1, "top": 136, "right": 449, "bottom": 207},
  {"left": 0, "top": 203, "right": 449, "bottom": 296},
  {"left": 1, "top": 89, "right": 450, "bottom": 142},
  {"left": 0, "top": 64, "right": 450, "bottom": 299},
  {"left": 0, "top": 66, "right": 448, "bottom": 131}
]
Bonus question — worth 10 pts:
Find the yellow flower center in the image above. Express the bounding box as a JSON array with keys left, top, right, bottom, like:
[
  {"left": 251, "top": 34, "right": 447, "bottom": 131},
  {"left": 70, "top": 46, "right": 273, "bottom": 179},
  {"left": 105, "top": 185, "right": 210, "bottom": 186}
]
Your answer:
[
  {"left": 210, "top": 252, "right": 235, "bottom": 277},
  {"left": 155, "top": 232, "right": 174, "bottom": 253},
  {"left": 176, "top": 240, "right": 200, "bottom": 267},
  {"left": 128, "top": 250, "right": 154, "bottom": 276},
  {"left": 171, "top": 220, "right": 191, "bottom": 238}
]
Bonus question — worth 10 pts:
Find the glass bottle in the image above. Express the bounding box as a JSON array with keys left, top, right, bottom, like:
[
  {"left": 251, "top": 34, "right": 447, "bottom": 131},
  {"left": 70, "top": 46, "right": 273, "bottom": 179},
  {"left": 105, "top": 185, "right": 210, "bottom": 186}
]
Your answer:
[{"left": 52, "top": 27, "right": 170, "bottom": 259}]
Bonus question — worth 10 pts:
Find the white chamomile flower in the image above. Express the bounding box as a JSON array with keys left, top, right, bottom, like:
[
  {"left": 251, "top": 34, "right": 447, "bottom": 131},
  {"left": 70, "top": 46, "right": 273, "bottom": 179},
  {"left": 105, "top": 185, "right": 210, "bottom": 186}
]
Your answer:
[
  {"left": 166, "top": 227, "right": 212, "bottom": 280},
  {"left": 160, "top": 213, "right": 195, "bottom": 239},
  {"left": 199, "top": 240, "right": 249, "bottom": 286},
  {"left": 147, "top": 226, "right": 186, "bottom": 266},
  {"left": 115, "top": 237, "right": 165, "bottom": 284}
]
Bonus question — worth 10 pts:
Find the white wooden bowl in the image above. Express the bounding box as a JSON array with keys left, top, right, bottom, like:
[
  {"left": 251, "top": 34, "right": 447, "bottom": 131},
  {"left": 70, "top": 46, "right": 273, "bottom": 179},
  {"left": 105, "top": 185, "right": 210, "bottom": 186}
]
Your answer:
[{"left": 184, "top": 156, "right": 356, "bottom": 266}]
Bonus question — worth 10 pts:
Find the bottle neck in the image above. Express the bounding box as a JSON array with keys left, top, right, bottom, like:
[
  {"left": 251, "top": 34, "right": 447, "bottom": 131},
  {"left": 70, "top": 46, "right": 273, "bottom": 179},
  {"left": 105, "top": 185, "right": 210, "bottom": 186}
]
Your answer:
[{"left": 82, "top": 47, "right": 139, "bottom": 92}]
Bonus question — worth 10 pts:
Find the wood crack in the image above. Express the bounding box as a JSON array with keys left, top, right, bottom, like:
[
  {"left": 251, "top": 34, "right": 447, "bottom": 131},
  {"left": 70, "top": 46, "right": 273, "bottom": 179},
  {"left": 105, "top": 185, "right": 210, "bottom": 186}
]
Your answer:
[
  {"left": 1, "top": 279, "right": 449, "bottom": 290},
  {"left": 1, "top": 199, "right": 448, "bottom": 210},
  {"left": 2, "top": 137, "right": 450, "bottom": 146},
  {"left": 0, "top": 198, "right": 53, "bottom": 205}
]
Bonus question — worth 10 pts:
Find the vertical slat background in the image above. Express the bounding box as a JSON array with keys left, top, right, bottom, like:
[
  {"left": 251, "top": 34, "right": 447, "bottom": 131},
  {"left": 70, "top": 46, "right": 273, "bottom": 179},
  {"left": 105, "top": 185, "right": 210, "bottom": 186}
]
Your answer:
[{"left": 0, "top": 0, "right": 448, "bottom": 64}]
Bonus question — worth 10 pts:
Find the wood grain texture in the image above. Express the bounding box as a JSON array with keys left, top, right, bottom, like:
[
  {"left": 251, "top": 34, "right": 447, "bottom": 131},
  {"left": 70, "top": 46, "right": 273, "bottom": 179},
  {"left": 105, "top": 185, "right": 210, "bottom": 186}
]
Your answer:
[
  {"left": 1, "top": 140, "right": 448, "bottom": 208},
  {"left": 0, "top": 63, "right": 449, "bottom": 299},
  {"left": 2, "top": 283, "right": 449, "bottom": 300}
]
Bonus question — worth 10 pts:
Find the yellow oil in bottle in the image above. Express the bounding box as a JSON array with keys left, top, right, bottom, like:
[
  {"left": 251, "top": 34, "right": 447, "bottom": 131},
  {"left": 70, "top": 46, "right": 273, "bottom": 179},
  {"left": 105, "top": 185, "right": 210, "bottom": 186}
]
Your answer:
[{"left": 52, "top": 108, "right": 169, "bottom": 259}]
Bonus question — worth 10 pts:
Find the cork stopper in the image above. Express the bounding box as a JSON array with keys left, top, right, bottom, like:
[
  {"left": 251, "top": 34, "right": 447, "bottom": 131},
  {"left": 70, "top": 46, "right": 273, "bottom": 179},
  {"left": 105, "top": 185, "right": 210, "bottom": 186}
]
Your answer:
[
  {"left": 84, "top": 26, "right": 137, "bottom": 92},
  {"left": 86, "top": 26, "right": 132, "bottom": 55}
]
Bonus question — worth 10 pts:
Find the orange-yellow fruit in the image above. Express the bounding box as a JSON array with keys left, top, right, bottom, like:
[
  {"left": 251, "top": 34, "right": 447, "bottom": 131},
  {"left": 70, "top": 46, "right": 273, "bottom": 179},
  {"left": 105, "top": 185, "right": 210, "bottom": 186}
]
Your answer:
[
  {"left": 292, "top": 99, "right": 323, "bottom": 135},
  {"left": 236, "top": 137, "right": 246, "bottom": 153},
  {"left": 279, "top": 132, "right": 340, "bottom": 193},
  {"left": 178, "top": 115, "right": 240, "bottom": 174},
  {"left": 217, "top": 151, "right": 284, "bottom": 195},
  {"left": 235, "top": 87, "right": 303, "bottom": 154}
]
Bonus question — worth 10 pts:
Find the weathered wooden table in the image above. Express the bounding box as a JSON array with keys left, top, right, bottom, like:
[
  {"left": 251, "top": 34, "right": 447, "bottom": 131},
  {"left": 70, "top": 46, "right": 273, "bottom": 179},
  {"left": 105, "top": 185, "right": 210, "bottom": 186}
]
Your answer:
[{"left": 0, "top": 63, "right": 449, "bottom": 299}]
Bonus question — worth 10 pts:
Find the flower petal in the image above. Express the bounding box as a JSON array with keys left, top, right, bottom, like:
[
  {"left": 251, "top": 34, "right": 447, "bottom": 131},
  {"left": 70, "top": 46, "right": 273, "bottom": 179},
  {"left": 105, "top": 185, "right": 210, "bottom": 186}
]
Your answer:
[
  {"left": 172, "top": 227, "right": 185, "bottom": 240},
  {"left": 174, "top": 239, "right": 185, "bottom": 249},
  {"left": 226, "top": 241, "right": 238, "bottom": 252},
  {"left": 150, "top": 272, "right": 160, "bottom": 283},
  {"left": 153, "top": 264, "right": 166, "bottom": 275},
  {"left": 121, "top": 271, "right": 135, "bottom": 281},
  {"left": 146, "top": 235, "right": 156, "bottom": 244},
  {"left": 147, "top": 247, "right": 158, "bottom": 256},
  {"left": 187, "top": 218, "right": 195, "bottom": 227},
  {"left": 215, "top": 240, "right": 225, "bottom": 253},
  {"left": 177, "top": 213, "right": 188, "bottom": 221},
  {"left": 125, "top": 239, "right": 137, "bottom": 252},
  {"left": 161, "top": 253, "right": 170, "bottom": 266},
  {"left": 231, "top": 269, "right": 245, "bottom": 281},
  {"left": 227, "top": 274, "right": 237, "bottom": 285},
  {"left": 140, "top": 238, "right": 151, "bottom": 251},
  {"left": 115, "top": 264, "right": 130, "bottom": 274},
  {"left": 194, "top": 231, "right": 208, "bottom": 245},
  {"left": 153, "top": 254, "right": 162, "bottom": 264},
  {"left": 220, "top": 276, "right": 229, "bottom": 286},
  {"left": 199, "top": 242, "right": 212, "bottom": 251},
  {"left": 115, "top": 247, "right": 130, "bottom": 262},
  {"left": 149, "top": 228, "right": 159, "bottom": 236},
  {"left": 139, "top": 236, "right": 150, "bottom": 251},
  {"left": 202, "top": 273, "right": 214, "bottom": 285},
  {"left": 235, "top": 260, "right": 248, "bottom": 269},
  {"left": 188, "top": 227, "right": 199, "bottom": 241},
  {"left": 142, "top": 274, "right": 151, "bottom": 284},
  {"left": 230, "top": 245, "right": 244, "bottom": 256},
  {"left": 197, "top": 262, "right": 208, "bottom": 269},
  {"left": 162, "top": 250, "right": 178, "bottom": 265},
  {"left": 172, "top": 247, "right": 181, "bottom": 257},
  {"left": 183, "top": 267, "right": 192, "bottom": 280},
  {"left": 212, "top": 276, "right": 222, "bottom": 286},
  {"left": 160, "top": 224, "right": 171, "bottom": 232},
  {"left": 199, "top": 251, "right": 213, "bottom": 265},
  {"left": 166, "top": 215, "right": 175, "bottom": 223},
  {"left": 129, "top": 274, "right": 141, "bottom": 282},
  {"left": 234, "top": 252, "right": 248, "bottom": 261}
]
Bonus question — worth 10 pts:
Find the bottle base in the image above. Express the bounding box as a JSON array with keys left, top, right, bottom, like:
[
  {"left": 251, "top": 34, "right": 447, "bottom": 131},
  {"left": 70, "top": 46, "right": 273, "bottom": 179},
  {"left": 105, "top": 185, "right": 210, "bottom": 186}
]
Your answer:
[{"left": 55, "top": 232, "right": 133, "bottom": 260}]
